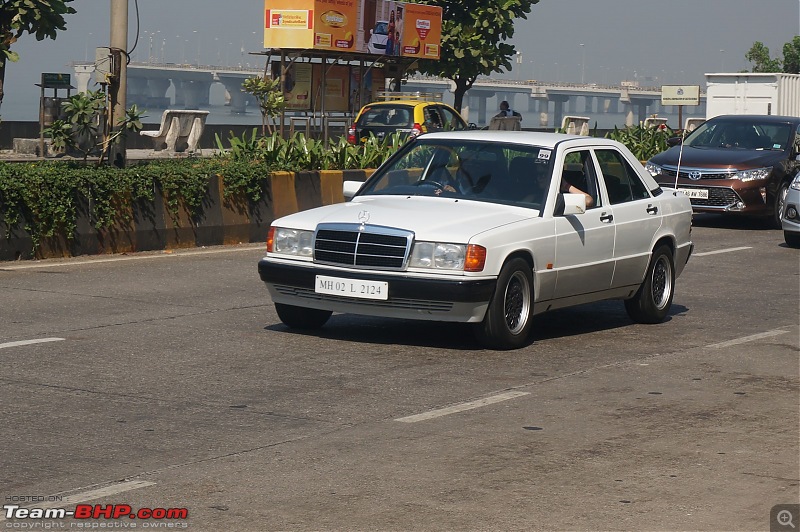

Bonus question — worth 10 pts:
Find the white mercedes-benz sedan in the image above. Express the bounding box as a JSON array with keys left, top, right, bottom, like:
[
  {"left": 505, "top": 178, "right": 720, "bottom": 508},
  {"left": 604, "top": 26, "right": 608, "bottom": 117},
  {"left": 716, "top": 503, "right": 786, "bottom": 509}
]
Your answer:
[{"left": 258, "top": 131, "right": 694, "bottom": 350}]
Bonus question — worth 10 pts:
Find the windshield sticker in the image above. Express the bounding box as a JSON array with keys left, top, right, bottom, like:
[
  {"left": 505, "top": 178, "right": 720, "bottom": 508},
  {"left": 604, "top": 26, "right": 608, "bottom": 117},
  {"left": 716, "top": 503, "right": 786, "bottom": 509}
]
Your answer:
[{"left": 537, "top": 149, "right": 551, "bottom": 161}]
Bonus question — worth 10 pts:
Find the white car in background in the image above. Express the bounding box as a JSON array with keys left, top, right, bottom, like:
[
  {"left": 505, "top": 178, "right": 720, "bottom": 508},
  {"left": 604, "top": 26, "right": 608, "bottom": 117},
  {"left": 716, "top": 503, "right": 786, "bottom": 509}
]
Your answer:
[
  {"left": 367, "top": 20, "right": 389, "bottom": 55},
  {"left": 258, "top": 131, "right": 694, "bottom": 350},
  {"left": 782, "top": 174, "right": 800, "bottom": 248},
  {"left": 366, "top": 21, "right": 389, "bottom": 54}
]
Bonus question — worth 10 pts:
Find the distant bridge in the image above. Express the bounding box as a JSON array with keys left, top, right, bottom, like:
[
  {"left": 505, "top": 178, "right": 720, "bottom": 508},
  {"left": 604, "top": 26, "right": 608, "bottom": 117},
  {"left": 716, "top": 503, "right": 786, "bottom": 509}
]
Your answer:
[{"left": 71, "top": 61, "right": 706, "bottom": 129}]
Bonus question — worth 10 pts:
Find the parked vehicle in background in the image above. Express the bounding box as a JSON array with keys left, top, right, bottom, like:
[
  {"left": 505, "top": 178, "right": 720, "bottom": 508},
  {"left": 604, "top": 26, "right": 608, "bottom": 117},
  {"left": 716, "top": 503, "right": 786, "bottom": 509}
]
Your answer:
[
  {"left": 645, "top": 114, "right": 800, "bottom": 228},
  {"left": 782, "top": 174, "right": 800, "bottom": 248},
  {"left": 347, "top": 97, "right": 472, "bottom": 145},
  {"left": 366, "top": 21, "right": 389, "bottom": 54},
  {"left": 258, "top": 131, "right": 694, "bottom": 350}
]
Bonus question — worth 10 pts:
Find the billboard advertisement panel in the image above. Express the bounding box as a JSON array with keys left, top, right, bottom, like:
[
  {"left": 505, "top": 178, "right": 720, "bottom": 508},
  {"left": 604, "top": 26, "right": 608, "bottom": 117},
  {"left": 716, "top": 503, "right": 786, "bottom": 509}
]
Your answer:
[{"left": 263, "top": 0, "right": 441, "bottom": 58}]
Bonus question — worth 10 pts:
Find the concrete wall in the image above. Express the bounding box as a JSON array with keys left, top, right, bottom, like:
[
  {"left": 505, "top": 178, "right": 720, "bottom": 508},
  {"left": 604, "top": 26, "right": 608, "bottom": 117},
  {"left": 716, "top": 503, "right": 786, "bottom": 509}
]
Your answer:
[{"left": 0, "top": 169, "right": 373, "bottom": 261}]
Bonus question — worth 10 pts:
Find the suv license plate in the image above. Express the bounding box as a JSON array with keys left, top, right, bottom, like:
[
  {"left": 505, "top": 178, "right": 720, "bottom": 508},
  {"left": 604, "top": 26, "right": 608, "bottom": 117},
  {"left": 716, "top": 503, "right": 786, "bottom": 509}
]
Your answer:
[
  {"left": 678, "top": 188, "right": 709, "bottom": 199},
  {"left": 315, "top": 275, "right": 389, "bottom": 300}
]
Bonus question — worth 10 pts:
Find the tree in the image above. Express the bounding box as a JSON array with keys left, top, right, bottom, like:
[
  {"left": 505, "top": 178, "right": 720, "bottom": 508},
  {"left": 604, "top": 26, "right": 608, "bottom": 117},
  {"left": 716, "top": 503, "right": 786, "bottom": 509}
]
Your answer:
[
  {"left": 745, "top": 41, "right": 783, "bottom": 72},
  {"left": 0, "top": 0, "right": 77, "bottom": 112},
  {"left": 242, "top": 76, "right": 285, "bottom": 135},
  {"left": 782, "top": 36, "right": 800, "bottom": 74},
  {"left": 414, "top": 0, "right": 538, "bottom": 112}
]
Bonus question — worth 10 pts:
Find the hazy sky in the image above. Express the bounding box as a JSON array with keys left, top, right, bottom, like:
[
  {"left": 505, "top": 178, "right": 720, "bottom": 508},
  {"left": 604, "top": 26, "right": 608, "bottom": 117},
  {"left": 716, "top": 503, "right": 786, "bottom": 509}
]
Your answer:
[{"left": 2, "top": 0, "right": 798, "bottom": 121}]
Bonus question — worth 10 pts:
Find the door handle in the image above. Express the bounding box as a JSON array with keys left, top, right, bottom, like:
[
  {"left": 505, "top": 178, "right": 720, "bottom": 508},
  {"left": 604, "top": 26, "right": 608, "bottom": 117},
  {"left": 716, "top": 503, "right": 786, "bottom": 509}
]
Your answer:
[
  {"left": 646, "top": 204, "right": 658, "bottom": 215},
  {"left": 600, "top": 212, "right": 613, "bottom": 223}
]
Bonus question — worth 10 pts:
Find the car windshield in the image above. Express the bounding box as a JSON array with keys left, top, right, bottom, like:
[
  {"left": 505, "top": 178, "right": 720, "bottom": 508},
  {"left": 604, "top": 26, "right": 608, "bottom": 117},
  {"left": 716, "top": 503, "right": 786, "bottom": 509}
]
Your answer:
[
  {"left": 684, "top": 119, "right": 793, "bottom": 151},
  {"left": 356, "top": 106, "right": 413, "bottom": 128},
  {"left": 358, "top": 139, "right": 555, "bottom": 209},
  {"left": 374, "top": 22, "right": 388, "bottom": 35}
]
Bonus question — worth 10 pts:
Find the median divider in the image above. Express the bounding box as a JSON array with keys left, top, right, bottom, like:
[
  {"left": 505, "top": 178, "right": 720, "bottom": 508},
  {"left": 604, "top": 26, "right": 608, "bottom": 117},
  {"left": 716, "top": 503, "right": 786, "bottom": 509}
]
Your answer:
[{"left": 0, "top": 169, "right": 373, "bottom": 261}]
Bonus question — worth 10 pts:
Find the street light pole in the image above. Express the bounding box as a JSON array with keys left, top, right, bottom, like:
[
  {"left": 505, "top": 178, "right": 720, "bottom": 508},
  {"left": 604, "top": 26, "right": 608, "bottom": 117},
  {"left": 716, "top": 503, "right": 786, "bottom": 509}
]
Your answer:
[
  {"left": 515, "top": 51, "right": 522, "bottom": 81},
  {"left": 580, "top": 43, "right": 585, "bottom": 84}
]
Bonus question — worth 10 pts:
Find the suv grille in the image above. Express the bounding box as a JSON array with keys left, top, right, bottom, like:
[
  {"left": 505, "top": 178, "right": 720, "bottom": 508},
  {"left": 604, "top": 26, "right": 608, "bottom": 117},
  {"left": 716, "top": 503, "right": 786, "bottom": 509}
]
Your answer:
[
  {"left": 314, "top": 223, "right": 413, "bottom": 270},
  {"left": 661, "top": 166, "right": 737, "bottom": 180}
]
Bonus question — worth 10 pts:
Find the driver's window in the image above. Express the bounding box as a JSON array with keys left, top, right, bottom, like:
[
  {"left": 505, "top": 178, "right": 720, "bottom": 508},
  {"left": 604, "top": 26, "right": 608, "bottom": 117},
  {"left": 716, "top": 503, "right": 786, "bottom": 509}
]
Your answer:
[
  {"left": 438, "top": 107, "right": 464, "bottom": 131},
  {"left": 562, "top": 150, "right": 600, "bottom": 208}
]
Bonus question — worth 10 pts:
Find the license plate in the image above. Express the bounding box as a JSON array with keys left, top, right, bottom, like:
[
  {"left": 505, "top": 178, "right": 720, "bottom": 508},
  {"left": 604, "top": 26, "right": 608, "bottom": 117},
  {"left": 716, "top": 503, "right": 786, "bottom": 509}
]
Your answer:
[
  {"left": 315, "top": 275, "right": 388, "bottom": 300},
  {"left": 677, "top": 188, "right": 709, "bottom": 199}
]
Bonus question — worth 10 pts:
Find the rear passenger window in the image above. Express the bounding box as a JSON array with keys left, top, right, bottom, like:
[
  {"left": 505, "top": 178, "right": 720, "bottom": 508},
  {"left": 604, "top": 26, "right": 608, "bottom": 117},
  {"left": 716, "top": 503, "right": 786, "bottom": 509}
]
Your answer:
[{"left": 595, "top": 149, "right": 650, "bottom": 204}]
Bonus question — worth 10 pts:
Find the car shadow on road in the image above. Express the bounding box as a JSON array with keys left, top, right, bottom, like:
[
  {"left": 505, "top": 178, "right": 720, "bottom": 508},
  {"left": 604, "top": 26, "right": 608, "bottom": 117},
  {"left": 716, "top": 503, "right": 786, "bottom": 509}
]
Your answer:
[
  {"left": 690, "top": 213, "right": 776, "bottom": 231},
  {"left": 262, "top": 300, "right": 689, "bottom": 350}
]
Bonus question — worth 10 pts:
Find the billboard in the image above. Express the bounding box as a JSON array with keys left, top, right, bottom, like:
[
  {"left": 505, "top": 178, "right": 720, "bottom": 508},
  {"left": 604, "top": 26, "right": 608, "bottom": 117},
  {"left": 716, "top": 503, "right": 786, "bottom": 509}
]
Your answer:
[{"left": 263, "top": 0, "right": 441, "bottom": 59}]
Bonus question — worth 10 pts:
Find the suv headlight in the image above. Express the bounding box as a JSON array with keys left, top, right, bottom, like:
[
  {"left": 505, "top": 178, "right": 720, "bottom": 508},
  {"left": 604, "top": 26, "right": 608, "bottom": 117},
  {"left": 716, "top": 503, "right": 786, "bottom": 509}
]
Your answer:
[
  {"left": 735, "top": 167, "right": 772, "bottom": 182},
  {"left": 268, "top": 227, "right": 313, "bottom": 257},
  {"left": 790, "top": 174, "right": 800, "bottom": 191},
  {"left": 644, "top": 162, "right": 662, "bottom": 177}
]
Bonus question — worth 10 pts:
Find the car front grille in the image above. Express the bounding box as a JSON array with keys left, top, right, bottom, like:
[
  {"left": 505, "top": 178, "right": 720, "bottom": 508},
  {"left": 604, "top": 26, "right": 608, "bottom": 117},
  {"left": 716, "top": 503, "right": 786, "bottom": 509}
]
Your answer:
[
  {"left": 661, "top": 165, "right": 737, "bottom": 180},
  {"left": 314, "top": 223, "right": 413, "bottom": 270},
  {"left": 677, "top": 185, "right": 742, "bottom": 208}
]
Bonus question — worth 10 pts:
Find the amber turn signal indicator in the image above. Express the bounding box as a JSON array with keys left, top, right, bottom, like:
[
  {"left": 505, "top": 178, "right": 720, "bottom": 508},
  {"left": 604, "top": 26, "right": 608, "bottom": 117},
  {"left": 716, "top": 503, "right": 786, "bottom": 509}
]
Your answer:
[{"left": 464, "top": 245, "right": 486, "bottom": 272}]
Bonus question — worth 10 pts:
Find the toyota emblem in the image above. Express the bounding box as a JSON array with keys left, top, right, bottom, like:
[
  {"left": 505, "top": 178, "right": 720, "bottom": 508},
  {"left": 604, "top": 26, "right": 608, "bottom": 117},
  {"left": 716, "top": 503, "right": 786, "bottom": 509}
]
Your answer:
[{"left": 688, "top": 171, "right": 702, "bottom": 181}]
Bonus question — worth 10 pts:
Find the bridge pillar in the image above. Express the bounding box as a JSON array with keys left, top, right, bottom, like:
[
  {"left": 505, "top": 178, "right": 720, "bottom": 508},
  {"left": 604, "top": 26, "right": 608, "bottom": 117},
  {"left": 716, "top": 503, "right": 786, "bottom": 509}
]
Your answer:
[
  {"left": 466, "top": 90, "right": 495, "bottom": 127},
  {"left": 180, "top": 80, "right": 212, "bottom": 108},
  {"left": 549, "top": 95, "right": 570, "bottom": 130},
  {"left": 217, "top": 75, "right": 256, "bottom": 114}
]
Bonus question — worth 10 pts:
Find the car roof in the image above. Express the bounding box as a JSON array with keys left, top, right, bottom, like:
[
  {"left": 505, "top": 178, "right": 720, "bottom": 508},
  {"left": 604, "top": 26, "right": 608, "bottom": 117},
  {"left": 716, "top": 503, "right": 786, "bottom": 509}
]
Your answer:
[
  {"left": 419, "top": 130, "right": 620, "bottom": 149},
  {"left": 710, "top": 114, "right": 800, "bottom": 124},
  {"left": 362, "top": 100, "right": 447, "bottom": 107}
]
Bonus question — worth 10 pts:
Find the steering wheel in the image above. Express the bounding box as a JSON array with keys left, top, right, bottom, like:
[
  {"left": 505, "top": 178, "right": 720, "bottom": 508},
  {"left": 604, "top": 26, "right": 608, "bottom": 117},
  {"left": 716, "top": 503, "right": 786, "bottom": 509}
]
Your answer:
[{"left": 413, "top": 179, "right": 448, "bottom": 190}]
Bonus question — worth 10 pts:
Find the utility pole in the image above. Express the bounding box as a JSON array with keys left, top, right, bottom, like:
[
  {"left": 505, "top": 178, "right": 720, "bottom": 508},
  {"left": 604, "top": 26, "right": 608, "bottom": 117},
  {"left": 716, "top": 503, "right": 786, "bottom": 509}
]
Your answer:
[{"left": 109, "top": 0, "right": 128, "bottom": 167}]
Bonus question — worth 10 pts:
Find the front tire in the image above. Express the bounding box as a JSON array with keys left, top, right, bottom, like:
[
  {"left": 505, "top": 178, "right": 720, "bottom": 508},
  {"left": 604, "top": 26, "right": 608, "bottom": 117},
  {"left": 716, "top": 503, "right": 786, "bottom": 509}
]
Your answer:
[
  {"left": 625, "top": 245, "right": 675, "bottom": 324},
  {"left": 275, "top": 303, "right": 332, "bottom": 329},
  {"left": 785, "top": 230, "right": 800, "bottom": 249},
  {"left": 473, "top": 258, "right": 534, "bottom": 350},
  {"left": 773, "top": 181, "right": 790, "bottom": 229}
]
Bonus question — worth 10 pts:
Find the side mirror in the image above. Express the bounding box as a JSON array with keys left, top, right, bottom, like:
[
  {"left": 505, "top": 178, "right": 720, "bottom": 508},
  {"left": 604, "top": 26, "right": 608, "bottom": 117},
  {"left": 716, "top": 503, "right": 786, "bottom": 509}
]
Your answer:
[
  {"left": 667, "top": 136, "right": 683, "bottom": 147},
  {"left": 468, "top": 123, "right": 478, "bottom": 130},
  {"left": 559, "top": 193, "right": 587, "bottom": 216},
  {"left": 343, "top": 180, "right": 364, "bottom": 201}
]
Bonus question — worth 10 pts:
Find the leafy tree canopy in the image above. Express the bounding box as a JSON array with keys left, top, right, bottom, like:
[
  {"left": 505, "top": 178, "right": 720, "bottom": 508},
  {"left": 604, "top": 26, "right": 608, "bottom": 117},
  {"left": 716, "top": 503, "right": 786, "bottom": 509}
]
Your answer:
[
  {"left": 413, "top": 0, "right": 539, "bottom": 112},
  {"left": 0, "top": 0, "right": 77, "bottom": 107},
  {"left": 745, "top": 38, "right": 800, "bottom": 74}
]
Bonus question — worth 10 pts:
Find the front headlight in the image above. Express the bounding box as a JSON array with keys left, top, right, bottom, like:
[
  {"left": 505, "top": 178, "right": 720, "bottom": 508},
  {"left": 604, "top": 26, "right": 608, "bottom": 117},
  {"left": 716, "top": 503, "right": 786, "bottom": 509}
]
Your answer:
[
  {"left": 269, "top": 227, "right": 313, "bottom": 257},
  {"left": 644, "top": 161, "right": 662, "bottom": 177},
  {"left": 410, "top": 242, "right": 466, "bottom": 270},
  {"left": 735, "top": 167, "right": 772, "bottom": 182},
  {"left": 790, "top": 174, "right": 800, "bottom": 191}
]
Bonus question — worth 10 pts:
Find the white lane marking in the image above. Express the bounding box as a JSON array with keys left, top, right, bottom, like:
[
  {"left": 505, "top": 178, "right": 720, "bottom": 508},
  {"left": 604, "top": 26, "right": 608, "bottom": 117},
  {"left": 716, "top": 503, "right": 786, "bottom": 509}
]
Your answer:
[
  {"left": 693, "top": 246, "right": 752, "bottom": 257},
  {"left": 707, "top": 328, "right": 789, "bottom": 349},
  {"left": 0, "top": 480, "right": 156, "bottom": 521},
  {"left": 395, "top": 391, "right": 530, "bottom": 423},
  {"left": 0, "top": 245, "right": 264, "bottom": 270},
  {"left": 0, "top": 338, "right": 65, "bottom": 350}
]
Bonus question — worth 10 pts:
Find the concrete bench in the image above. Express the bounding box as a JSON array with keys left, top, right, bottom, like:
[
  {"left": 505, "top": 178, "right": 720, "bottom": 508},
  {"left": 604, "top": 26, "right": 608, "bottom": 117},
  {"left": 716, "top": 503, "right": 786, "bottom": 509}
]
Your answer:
[{"left": 140, "top": 109, "right": 209, "bottom": 153}]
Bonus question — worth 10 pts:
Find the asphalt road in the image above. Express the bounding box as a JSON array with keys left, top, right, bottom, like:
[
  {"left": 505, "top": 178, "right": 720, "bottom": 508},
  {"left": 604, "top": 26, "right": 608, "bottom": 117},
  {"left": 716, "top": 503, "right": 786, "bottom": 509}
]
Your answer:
[{"left": 1, "top": 213, "right": 798, "bottom": 531}]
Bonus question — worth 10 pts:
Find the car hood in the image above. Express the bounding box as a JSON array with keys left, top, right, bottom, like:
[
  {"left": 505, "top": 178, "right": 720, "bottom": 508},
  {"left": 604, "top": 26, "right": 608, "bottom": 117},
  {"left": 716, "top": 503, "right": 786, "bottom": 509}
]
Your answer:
[
  {"left": 273, "top": 195, "right": 537, "bottom": 242},
  {"left": 649, "top": 145, "right": 787, "bottom": 170}
]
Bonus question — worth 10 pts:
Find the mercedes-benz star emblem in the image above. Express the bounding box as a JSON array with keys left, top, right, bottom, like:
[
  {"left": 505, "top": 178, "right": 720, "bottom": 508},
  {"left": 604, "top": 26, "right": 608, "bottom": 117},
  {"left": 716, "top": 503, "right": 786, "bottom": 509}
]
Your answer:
[{"left": 358, "top": 210, "right": 370, "bottom": 226}]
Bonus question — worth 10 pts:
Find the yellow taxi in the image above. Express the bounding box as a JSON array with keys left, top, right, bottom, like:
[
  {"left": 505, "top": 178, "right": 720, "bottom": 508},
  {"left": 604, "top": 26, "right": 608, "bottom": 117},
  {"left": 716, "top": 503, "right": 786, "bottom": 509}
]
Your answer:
[{"left": 347, "top": 95, "right": 473, "bottom": 144}]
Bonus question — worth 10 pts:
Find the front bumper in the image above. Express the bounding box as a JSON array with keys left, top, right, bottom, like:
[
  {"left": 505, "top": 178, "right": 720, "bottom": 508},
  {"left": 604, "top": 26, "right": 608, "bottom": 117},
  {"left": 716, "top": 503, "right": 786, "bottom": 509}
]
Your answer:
[
  {"left": 657, "top": 180, "right": 771, "bottom": 216},
  {"left": 258, "top": 259, "right": 497, "bottom": 323}
]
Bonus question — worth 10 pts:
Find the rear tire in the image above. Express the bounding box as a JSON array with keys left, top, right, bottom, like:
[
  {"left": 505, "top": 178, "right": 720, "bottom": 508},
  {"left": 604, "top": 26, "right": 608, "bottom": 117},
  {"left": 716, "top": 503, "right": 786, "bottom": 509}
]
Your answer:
[
  {"left": 625, "top": 245, "right": 675, "bottom": 324},
  {"left": 785, "top": 231, "right": 800, "bottom": 249},
  {"left": 473, "top": 258, "right": 534, "bottom": 350},
  {"left": 275, "top": 303, "right": 332, "bottom": 329}
]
